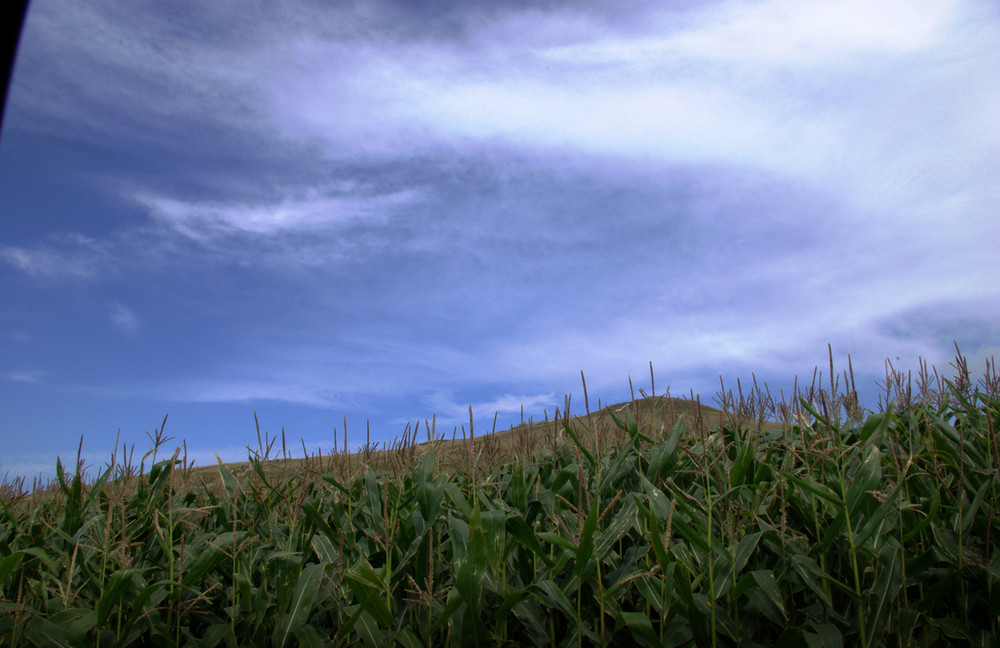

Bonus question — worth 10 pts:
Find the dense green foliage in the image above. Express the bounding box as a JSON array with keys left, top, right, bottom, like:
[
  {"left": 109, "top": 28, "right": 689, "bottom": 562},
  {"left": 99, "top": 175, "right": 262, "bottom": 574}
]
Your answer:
[{"left": 2, "top": 366, "right": 999, "bottom": 646}]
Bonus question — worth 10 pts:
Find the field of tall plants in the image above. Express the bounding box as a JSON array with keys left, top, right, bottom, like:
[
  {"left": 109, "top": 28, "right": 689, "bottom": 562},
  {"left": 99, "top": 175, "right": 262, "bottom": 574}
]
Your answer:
[{"left": 1, "top": 351, "right": 999, "bottom": 646}]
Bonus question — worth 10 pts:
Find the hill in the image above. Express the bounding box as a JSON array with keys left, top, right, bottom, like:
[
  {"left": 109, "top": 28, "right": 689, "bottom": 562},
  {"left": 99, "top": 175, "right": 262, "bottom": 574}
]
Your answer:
[{"left": 167, "top": 394, "right": 770, "bottom": 493}]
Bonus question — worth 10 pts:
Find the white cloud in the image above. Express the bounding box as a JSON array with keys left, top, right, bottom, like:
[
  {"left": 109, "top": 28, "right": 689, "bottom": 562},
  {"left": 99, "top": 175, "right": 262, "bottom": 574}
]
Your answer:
[
  {"left": 659, "top": 0, "right": 959, "bottom": 66},
  {"left": 17, "top": 0, "right": 998, "bottom": 233},
  {"left": 0, "top": 234, "right": 108, "bottom": 280},
  {"left": 232, "top": 0, "right": 999, "bottom": 253},
  {"left": 155, "top": 375, "right": 338, "bottom": 409},
  {"left": 110, "top": 303, "right": 139, "bottom": 332},
  {"left": 4, "top": 370, "right": 45, "bottom": 384},
  {"left": 136, "top": 188, "right": 424, "bottom": 236},
  {"left": 424, "top": 390, "right": 559, "bottom": 427}
]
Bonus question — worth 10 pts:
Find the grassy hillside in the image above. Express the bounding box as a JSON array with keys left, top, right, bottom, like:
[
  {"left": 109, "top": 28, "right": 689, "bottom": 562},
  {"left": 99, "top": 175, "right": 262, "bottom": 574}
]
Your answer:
[{"left": 164, "top": 394, "right": 744, "bottom": 495}]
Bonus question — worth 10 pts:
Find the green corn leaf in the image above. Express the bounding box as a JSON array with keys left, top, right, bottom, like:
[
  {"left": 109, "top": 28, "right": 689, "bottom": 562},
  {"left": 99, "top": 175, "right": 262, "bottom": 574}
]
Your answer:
[
  {"left": 854, "top": 482, "right": 903, "bottom": 550},
  {"left": 96, "top": 568, "right": 141, "bottom": 628},
  {"left": 573, "top": 500, "right": 600, "bottom": 581},
  {"left": 561, "top": 418, "right": 597, "bottom": 471},
  {"left": 932, "top": 415, "right": 988, "bottom": 470},
  {"left": 0, "top": 551, "right": 24, "bottom": 589},
  {"left": 639, "top": 474, "right": 673, "bottom": 520},
  {"left": 429, "top": 588, "right": 465, "bottom": 635},
  {"left": 354, "top": 610, "right": 387, "bottom": 647},
  {"left": 182, "top": 532, "right": 246, "bottom": 588},
  {"left": 275, "top": 562, "right": 326, "bottom": 648},
  {"left": 320, "top": 471, "right": 350, "bottom": 495},
  {"left": 864, "top": 545, "right": 902, "bottom": 647},
  {"left": 24, "top": 616, "right": 73, "bottom": 648},
  {"left": 444, "top": 483, "right": 472, "bottom": 517},
  {"left": 806, "top": 622, "right": 843, "bottom": 648},
  {"left": 343, "top": 560, "right": 392, "bottom": 628},
  {"left": 846, "top": 446, "right": 881, "bottom": 515},
  {"left": 595, "top": 497, "right": 638, "bottom": 560},
  {"left": 495, "top": 587, "right": 532, "bottom": 621},
  {"left": 511, "top": 598, "right": 549, "bottom": 645},
  {"left": 751, "top": 569, "right": 786, "bottom": 620},
  {"left": 605, "top": 404, "right": 632, "bottom": 434},
  {"left": 661, "top": 620, "right": 695, "bottom": 648},
  {"left": 798, "top": 398, "right": 832, "bottom": 429},
  {"left": 114, "top": 580, "right": 170, "bottom": 647},
  {"left": 712, "top": 559, "right": 734, "bottom": 601},
  {"left": 672, "top": 564, "right": 711, "bottom": 647},
  {"left": 789, "top": 553, "right": 838, "bottom": 608},
  {"left": 55, "top": 456, "right": 84, "bottom": 536},
  {"left": 634, "top": 570, "right": 673, "bottom": 616},
  {"left": 776, "top": 627, "right": 807, "bottom": 647},
  {"left": 448, "top": 514, "right": 470, "bottom": 560},
  {"left": 50, "top": 608, "right": 98, "bottom": 641},
  {"left": 733, "top": 531, "right": 762, "bottom": 574},
  {"left": 645, "top": 418, "right": 686, "bottom": 481},
  {"left": 601, "top": 415, "right": 645, "bottom": 490},
  {"left": 620, "top": 610, "right": 661, "bottom": 648},
  {"left": 897, "top": 607, "right": 921, "bottom": 645},
  {"left": 215, "top": 456, "right": 242, "bottom": 499},
  {"left": 729, "top": 435, "right": 756, "bottom": 487},
  {"left": 302, "top": 500, "right": 341, "bottom": 551},
  {"left": 456, "top": 560, "right": 489, "bottom": 643},
  {"left": 478, "top": 508, "right": 506, "bottom": 578},
  {"left": 456, "top": 503, "right": 492, "bottom": 646},
  {"left": 858, "top": 411, "right": 890, "bottom": 444},
  {"left": 552, "top": 466, "right": 578, "bottom": 501},
  {"left": 961, "top": 481, "right": 991, "bottom": 534},
  {"left": 506, "top": 516, "right": 554, "bottom": 569},
  {"left": 902, "top": 490, "right": 940, "bottom": 542},
  {"left": 666, "top": 509, "right": 711, "bottom": 554},
  {"left": 54, "top": 456, "right": 68, "bottom": 497},
  {"left": 250, "top": 458, "right": 272, "bottom": 491},
  {"left": 196, "top": 623, "right": 234, "bottom": 648},
  {"left": 537, "top": 531, "right": 576, "bottom": 553},
  {"left": 234, "top": 567, "right": 253, "bottom": 616},
  {"left": 816, "top": 509, "right": 848, "bottom": 556},
  {"left": 785, "top": 473, "right": 843, "bottom": 509},
  {"left": 362, "top": 469, "right": 381, "bottom": 519},
  {"left": 738, "top": 573, "right": 783, "bottom": 626},
  {"left": 529, "top": 579, "right": 576, "bottom": 620},
  {"left": 311, "top": 533, "right": 336, "bottom": 564},
  {"left": 459, "top": 503, "right": 488, "bottom": 594},
  {"left": 415, "top": 451, "right": 445, "bottom": 522},
  {"left": 391, "top": 626, "right": 424, "bottom": 648}
]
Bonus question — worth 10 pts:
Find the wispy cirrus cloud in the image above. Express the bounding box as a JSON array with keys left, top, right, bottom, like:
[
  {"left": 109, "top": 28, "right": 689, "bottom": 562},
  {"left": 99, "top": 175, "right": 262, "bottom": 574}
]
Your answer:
[
  {"left": 4, "top": 370, "right": 46, "bottom": 384},
  {"left": 14, "top": 0, "right": 998, "bottom": 250},
  {"left": 0, "top": 234, "right": 110, "bottom": 280},
  {"left": 136, "top": 187, "right": 425, "bottom": 236},
  {"left": 109, "top": 302, "right": 139, "bottom": 333},
  {"left": 423, "top": 391, "right": 560, "bottom": 429},
  {"left": 655, "top": 0, "right": 962, "bottom": 65}
]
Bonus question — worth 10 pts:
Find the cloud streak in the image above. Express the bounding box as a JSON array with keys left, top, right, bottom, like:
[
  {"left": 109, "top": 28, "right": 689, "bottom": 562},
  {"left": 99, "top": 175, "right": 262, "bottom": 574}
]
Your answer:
[
  {"left": 137, "top": 188, "right": 425, "bottom": 236},
  {"left": 4, "top": 370, "right": 45, "bottom": 384},
  {"left": 110, "top": 303, "right": 139, "bottom": 333},
  {"left": 0, "top": 234, "right": 111, "bottom": 280}
]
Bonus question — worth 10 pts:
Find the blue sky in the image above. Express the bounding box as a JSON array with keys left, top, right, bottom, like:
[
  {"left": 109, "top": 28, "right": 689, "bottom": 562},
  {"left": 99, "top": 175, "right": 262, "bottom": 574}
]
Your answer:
[{"left": 2, "top": 0, "right": 999, "bottom": 480}]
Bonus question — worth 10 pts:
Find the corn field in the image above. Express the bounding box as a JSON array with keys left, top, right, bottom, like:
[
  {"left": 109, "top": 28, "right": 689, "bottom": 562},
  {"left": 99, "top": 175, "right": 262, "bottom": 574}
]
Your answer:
[{"left": 1, "top": 354, "right": 999, "bottom": 646}]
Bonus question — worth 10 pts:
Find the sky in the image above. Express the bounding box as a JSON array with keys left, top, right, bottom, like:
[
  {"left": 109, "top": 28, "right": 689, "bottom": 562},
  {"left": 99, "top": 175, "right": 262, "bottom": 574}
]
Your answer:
[{"left": 1, "top": 0, "right": 999, "bottom": 481}]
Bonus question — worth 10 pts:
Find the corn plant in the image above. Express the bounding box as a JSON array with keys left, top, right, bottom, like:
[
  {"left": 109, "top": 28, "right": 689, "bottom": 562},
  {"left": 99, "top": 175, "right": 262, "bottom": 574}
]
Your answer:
[{"left": 1, "top": 351, "right": 998, "bottom": 646}]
